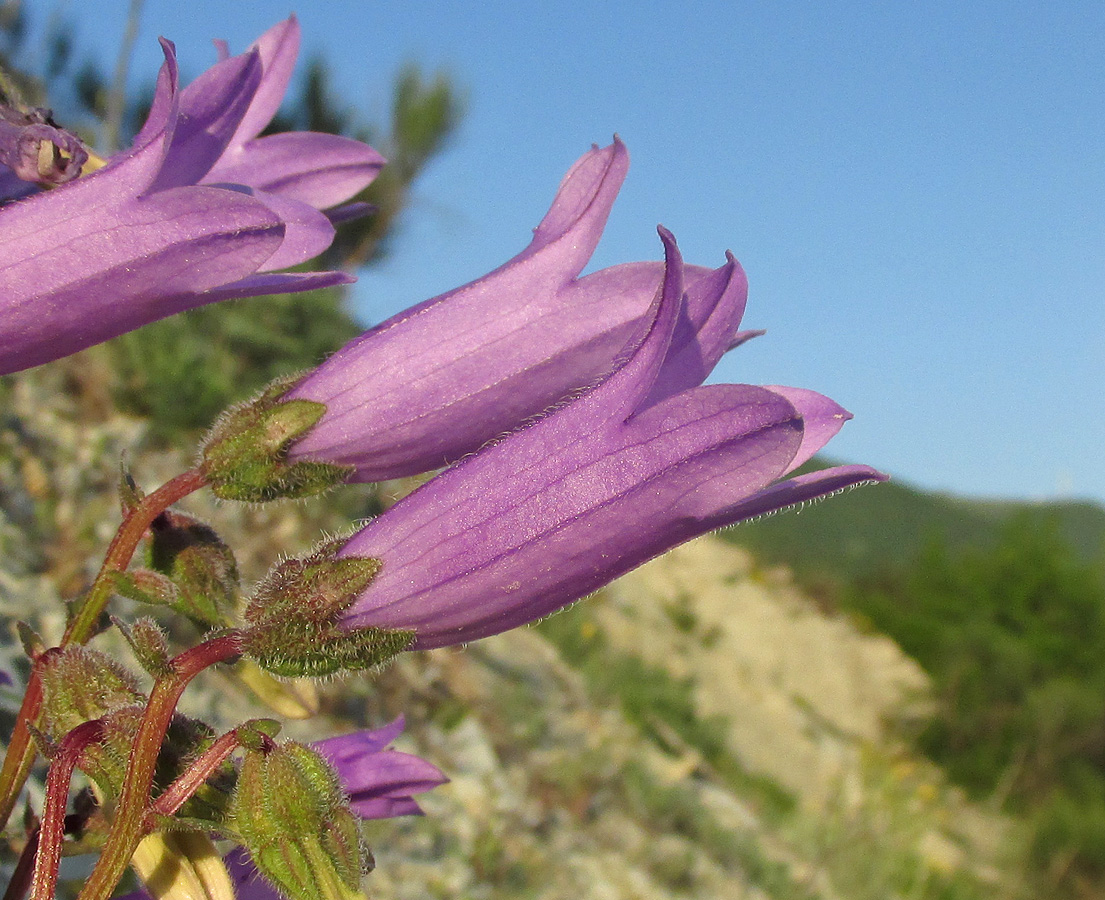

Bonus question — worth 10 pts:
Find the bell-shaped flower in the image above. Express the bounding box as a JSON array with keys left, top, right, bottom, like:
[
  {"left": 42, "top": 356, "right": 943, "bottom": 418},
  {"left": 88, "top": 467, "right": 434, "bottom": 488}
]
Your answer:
[
  {"left": 312, "top": 715, "right": 448, "bottom": 818},
  {"left": 0, "top": 17, "right": 383, "bottom": 376},
  {"left": 334, "top": 229, "right": 886, "bottom": 649},
  {"left": 286, "top": 139, "right": 750, "bottom": 482}
]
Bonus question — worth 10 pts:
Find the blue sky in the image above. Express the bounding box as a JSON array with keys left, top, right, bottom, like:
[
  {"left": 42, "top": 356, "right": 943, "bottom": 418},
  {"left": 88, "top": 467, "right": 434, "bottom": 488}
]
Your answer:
[{"left": 49, "top": 1, "right": 1105, "bottom": 504}]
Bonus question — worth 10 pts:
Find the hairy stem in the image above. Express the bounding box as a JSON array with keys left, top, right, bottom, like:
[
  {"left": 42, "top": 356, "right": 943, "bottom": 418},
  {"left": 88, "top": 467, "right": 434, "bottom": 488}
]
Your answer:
[
  {"left": 2, "top": 824, "right": 38, "bottom": 900},
  {"left": 29, "top": 720, "right": 105, "bottom": 900},
  {"left": 77, "top": 632, "right": 243, "bottom": 900},
  {"left": 145, "top": 725, "right": 260, "bottom": 825},
  {"left": 0, "top": 468, "right": 207, "bottom": 831}
]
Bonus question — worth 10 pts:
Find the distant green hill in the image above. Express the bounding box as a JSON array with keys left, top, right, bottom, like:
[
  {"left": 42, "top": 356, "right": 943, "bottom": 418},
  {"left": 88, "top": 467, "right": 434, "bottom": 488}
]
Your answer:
[{"left": 725, "top": 458, "right": 1105, "bottom": 585}]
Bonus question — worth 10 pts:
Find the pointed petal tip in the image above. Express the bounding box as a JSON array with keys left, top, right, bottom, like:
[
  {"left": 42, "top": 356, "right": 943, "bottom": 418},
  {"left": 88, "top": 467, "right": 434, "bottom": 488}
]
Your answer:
[
  {"left": 656, "top": 224, "right": 679, "bottom": 255},
  {"left": 527, "top": 136, "right": 629, "bottom": 261},
  {"left": 728, "top": 328, "right": 765, "bottom": 351}
]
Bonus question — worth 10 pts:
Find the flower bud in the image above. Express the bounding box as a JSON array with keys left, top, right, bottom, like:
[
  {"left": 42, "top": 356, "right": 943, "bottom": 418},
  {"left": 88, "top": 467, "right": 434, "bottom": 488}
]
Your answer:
[
  {"left": 147, "top": 510, "right": 240, "bottom": 628},
  {"left": 201, "top": 378, "right": 353, "bottom": 502},
  {"left": 38, "top": 646, "right": 144, "bottom": 744},
  {"left": 231, "top": 741, "right": 367, "bottom": 900}
]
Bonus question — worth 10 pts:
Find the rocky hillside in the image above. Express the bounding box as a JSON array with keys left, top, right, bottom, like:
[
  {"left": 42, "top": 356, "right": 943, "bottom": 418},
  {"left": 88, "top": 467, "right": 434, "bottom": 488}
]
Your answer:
[{"left": 0, "top": 359, "right": 1024, "bottom": 899}]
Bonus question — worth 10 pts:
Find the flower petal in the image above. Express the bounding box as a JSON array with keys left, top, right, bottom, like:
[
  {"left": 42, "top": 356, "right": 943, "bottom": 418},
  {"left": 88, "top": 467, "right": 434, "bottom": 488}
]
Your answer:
[
  {"left": 764, "top": 385, "right": 854, "bottom": 474},
  {"left": 0, "top": 184, "right": 283, "bottom": 373},
  {"left": 711, "top": 463, "right": 888, "bottom": 525},
  {"left": 199, "top": 270, "right": 353, "bottom": 303},
  {"left": 288, "top": 140, "right": 652, "bottom": 481},
  {"left": 226, "top": 16, "right": 301, "bottom": 147},
  {"left": 150, "top": 48, "right": 263, "bottom": 190},
  {"left": 233, "top": 187, "right": 336, "bottom": 271},
  {"left": 644, "top": 250, "right": 748, "bottom": 405},
  {"left": 205, "top": 131, "right": 385, "bottom": 208},
  {"left": 130, "top": 39, "right": 180, "bottom": 153}
]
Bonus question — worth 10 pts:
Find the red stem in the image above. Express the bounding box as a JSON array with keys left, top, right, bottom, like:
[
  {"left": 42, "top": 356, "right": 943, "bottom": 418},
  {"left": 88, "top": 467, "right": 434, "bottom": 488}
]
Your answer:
[
  {"left": 0, "top": 468, "right": 207, "bottom": 832},
  {"left": 29, "top": 719, "right": 104, "bottom": 900},
  {"left": 2, "top": 825, "right": 39, "bottom": 900},
  {"left": 77, "top": 632, "right": 243, "bottom": 900},
  {"left": 145, "top": 726, "right": 251, "bottom": 824}
]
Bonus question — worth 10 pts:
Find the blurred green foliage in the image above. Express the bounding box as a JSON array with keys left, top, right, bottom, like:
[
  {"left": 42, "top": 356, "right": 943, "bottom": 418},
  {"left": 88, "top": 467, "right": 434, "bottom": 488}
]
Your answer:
[
  {"left": 106, "top": 289, "right": 361, "bottom": 439},
  {"left": 843, "top": 516, "right": 1105, "bottom": 894},
  {"left": 727, "top": 458, "right": 1105, "bottom": 585}
]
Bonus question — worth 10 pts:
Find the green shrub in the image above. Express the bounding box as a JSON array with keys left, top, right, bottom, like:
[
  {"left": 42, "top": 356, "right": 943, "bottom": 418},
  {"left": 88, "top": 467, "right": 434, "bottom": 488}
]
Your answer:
[{"left": 844, "top": 514, "right": 1105, "bottom": 892}]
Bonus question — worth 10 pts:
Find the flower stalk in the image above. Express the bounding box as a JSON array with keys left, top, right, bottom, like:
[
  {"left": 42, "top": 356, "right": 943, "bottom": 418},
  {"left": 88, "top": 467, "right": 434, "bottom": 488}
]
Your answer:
[
  {"left": 77, "top": 631, "right": 244, "bottom": 900},
  {"left": 145, "top": 721, "right": 277, "bottom": 825},
  {"left": 30, "top": 719, "right": 105, "bottom": 900},
  {"left": 0, "top": 468, "right": 209, "bottom": 832}
]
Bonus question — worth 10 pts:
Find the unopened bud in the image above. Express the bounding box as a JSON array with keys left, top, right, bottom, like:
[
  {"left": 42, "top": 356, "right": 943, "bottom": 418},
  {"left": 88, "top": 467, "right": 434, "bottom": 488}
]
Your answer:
[
  {"left": 231, "top": 741, "right": 367, "bottom": 900},
  {"left": 38, "top": 646, "right": 144, "bottom": 741},
  {"left": 37, "top": 647, "right": 156, "bottom": 799},
  {"left": 201, "top": 377, "right": 354, "bottom": 502},
  {"left": 148, "top": 510, "right": 239, "bottom": 628}
]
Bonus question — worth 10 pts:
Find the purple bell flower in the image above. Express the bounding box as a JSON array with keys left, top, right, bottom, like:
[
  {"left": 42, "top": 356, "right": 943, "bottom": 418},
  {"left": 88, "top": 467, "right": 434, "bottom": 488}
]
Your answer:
[
  {"left": 287, "top": 138, "right": 750, "bottom": 482},
  {"left": 312, "top": 715, "right": 448, "bottom": 819},
  {"left": 335, "top": 229, "right": 886, "bottom": 649},
  {"left": 0, "top": 17, "right": 383, "bottom": 376}
]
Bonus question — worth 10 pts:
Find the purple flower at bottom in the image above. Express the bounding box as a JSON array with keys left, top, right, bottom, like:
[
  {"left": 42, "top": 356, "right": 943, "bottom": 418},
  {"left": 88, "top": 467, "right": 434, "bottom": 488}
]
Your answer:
[
  {"left": 120, "top": 718, "right": 445, "bottom": 900},
  {"left": 0, "top": 17, "right": 383, "bottom": 376},
  {"left": 312, "top": 716, "right": 448, "bottom": 819},
  {"left": 287, "top": 139, "right": 751, "bottom": 482},
  {"left": 335, "top": 229, "right": 886, "bottom": 649}
]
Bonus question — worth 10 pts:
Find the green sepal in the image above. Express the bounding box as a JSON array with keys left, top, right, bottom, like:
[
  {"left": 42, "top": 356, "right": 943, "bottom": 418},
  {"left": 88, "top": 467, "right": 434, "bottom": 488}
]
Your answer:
[
  {"left": 26, "top": 724, "right": 57, "bottom": 760},
  {"left": 110, "top": 568, "right": 179, "bottom": 607},
  {"left": 112, "top": 616, "right": 173, "bottom": 678},
  {"left": 16, "top": 621, "right": 45, "bottom": 660},
  {"left": 119, "top": 457, "right": 144, "bottom": 516},
  {"left": 201, "top": 376, "right": 354, "bottom": 503},
  {"left": 236, "top": 718, "right": 282, "bottom": 752},
  {"left": 241, "top": 543, "right": 413, "bottom": 678},
  {"left": 243, "top": 622, "right": 414, "bottom": 678},
  {"left": 245, "top": 544, "right": 380, "bottom": 627}
]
